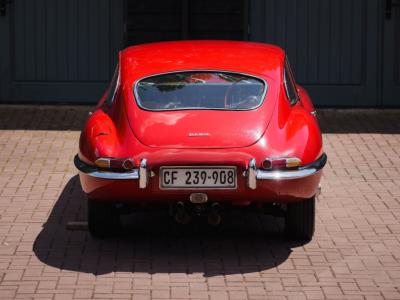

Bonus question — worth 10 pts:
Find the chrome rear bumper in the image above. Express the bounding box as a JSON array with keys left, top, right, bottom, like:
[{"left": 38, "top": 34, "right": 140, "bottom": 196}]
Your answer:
[
  {"left": 247, "top": 153, "right": 327, "bottom": 189},
  {"left": 74, "top": 155, "right": 150, "bottom": 188},
  {"left": 74, "top": 155, "right": 140, "bottom": 180},
  {"left": 75, "top": 152, "right": 327, "bottom": 190}
]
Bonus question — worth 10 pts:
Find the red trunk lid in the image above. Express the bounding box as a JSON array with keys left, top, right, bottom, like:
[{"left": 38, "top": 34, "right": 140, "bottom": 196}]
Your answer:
[{"left": 126, "top": 107, "right": 274, "bottom": 149}]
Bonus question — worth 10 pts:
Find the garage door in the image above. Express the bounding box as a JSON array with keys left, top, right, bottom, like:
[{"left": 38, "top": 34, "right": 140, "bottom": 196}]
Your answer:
[
  {"left": 0, "top": 0, "right": 124, "bottom": 103},
  {"left": 250, "top": 0, "right": 382, "bottom": 106},
  {"left": 383, "top": 0, "right": 400, "bottom": 106},
  {"left": 0, "top": 0, "right": 399, "bottom": 106},
  {"left": 125, "top": 0, "right": 248, "bottom": 45}
]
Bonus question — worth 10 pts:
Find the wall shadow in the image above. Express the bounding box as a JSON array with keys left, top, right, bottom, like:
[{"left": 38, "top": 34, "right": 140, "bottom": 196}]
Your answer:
[
  {"left": 0, "top": 105, "right": 91, "bottom": 131},
  {"left": 33, "top": 175, "right": 306, "bottom": 276},
  {"left": 2, "top": 105, "right": 400, "bottom": 133},
  {"left": 318, "top": 109, "right": 400, "bottom": 134}
]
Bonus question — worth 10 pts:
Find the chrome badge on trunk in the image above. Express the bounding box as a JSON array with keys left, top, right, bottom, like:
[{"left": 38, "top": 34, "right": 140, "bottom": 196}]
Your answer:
[{"left": 188, "top": 132, "right": 210, "bottom": 137}]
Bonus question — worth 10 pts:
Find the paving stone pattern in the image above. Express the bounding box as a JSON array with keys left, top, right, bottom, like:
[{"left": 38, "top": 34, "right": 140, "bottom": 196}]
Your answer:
[{"left": 0, "top": 105, "right": 400, "bottom": 299}]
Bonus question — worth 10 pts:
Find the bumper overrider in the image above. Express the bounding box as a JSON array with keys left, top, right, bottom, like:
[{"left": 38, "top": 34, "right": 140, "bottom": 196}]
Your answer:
[{"left": 74, "top": 153, "right": 327, "bottom": 190}]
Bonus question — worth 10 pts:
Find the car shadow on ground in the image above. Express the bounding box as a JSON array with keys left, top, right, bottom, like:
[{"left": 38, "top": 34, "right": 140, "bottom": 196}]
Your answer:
[{"left": 33, "top": 175, "right": 307, "bottom": 276}]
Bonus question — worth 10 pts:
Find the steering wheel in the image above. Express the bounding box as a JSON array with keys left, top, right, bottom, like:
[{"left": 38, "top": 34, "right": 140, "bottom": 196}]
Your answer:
[{"left": 224, "top": 81, "right": 241, "bottom": 109}]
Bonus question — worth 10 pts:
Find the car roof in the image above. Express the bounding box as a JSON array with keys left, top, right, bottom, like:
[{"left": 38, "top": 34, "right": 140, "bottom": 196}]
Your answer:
[{"left": 120, "top": 40, "right": 285, "bottom": 81}]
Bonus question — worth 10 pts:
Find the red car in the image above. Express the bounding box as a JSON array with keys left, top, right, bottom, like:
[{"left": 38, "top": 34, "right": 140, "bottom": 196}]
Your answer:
[{"left": 75, "top": 41, "right": 326, "bottom": 240}]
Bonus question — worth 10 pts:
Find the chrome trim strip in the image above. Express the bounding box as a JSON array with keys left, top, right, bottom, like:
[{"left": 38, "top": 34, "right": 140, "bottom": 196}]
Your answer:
[
  {"left": 132, "top": 69, "right": 269, "bottom": 112},
  {"left": 256, "top": 168, "right": 318, "bottom": 180},
  {"left": 255, "top": 153, "right": 327, "bottom": 180},
  {"left": 74, "top": 155, "right": 139, "bottom": 180},
  {"left": 82, "top": 170, "right": 139, "bottom": 180},
  {"left": 247, "top": 158, "right": 257, "bottom": 189},
  {"left": 139, "top": 158, "right": 148, "bottom": 189}
]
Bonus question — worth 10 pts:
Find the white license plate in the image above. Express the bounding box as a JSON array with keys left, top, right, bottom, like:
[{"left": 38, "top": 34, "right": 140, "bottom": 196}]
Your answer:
[{"left": 160, "top": 167, "right": 237, "bottom": 189}]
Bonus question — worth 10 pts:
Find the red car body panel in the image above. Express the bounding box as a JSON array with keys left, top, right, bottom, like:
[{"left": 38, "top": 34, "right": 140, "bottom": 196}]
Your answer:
[
  {"left": 77, "top": 41, "right": 324, "bottom": 205},
  {"left": 126, "top": 109, "right": 272, "bottom": 149},
  {"left": 123, "top": 41, "right": 281, "bottom": 149}
]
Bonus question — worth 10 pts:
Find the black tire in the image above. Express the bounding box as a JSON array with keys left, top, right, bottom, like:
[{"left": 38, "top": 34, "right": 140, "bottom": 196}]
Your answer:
[
  {"left": 87, "top": 199, "right": 120, "bottom": 238},
  {"left": 285, "top": 196, "right": 315, "bottom": 241}
]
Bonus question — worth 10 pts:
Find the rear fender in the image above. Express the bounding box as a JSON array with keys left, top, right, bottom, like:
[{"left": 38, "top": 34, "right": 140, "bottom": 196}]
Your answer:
[
  {"left": 79, "top": 110, "right": 119, "bottom": 163},
  {"left": 297, "top": 85, "right": 315, "bottom": 114},
  {"left": 263, "top": 89, "right": 323, "bottom": 165}
]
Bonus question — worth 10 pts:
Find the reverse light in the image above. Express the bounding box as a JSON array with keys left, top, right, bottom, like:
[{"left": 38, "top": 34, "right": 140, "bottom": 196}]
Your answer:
[
  {"left": 261, "top": 157, "right": 302, "bottom": 170},
  {"left": 95, "top": 158, "right": 110, "bottom": 168},
  {"left": 95, "top": 158, "right": 135, "bottom": 170}
]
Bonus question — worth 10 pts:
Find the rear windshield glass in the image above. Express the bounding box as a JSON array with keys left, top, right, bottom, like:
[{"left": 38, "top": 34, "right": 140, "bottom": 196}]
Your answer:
[{"left": 134, "top": 71, "right": 266, "bottom": 111}]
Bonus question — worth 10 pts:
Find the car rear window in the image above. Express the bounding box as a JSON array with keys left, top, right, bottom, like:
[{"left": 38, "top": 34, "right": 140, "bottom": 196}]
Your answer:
[{"left": 134, "top": 71, "right": 266, "bottom": 111}]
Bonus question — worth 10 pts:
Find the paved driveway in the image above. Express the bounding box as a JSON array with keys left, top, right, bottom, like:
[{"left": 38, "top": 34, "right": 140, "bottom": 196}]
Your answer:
[{"left": 0, "top": 106, "right": 400, "bottom": 300}]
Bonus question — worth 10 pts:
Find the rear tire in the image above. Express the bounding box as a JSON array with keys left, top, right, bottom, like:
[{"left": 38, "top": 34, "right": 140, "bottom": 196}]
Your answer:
[
  {"left": 87, "top": 199, "right": 120, "bottom": 238},
  {"left": 285, "top": 196, "right": 315, "bottom": 241}
]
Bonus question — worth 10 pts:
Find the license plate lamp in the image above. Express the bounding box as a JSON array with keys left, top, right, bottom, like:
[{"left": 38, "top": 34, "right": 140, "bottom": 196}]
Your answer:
[{"left": 190, "top": 193, "right": 208, "bottom": 204}]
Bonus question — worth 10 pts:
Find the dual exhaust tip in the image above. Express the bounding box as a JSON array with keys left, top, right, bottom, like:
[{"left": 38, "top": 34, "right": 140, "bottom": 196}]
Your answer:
[{"left": 175, "top": 196, "right": 221, "bottom": 226}]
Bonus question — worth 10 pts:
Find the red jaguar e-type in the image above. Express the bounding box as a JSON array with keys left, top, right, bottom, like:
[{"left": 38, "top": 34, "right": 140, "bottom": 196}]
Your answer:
[{"left": 75, "top": 41, "right": 326, "bottom": 240}]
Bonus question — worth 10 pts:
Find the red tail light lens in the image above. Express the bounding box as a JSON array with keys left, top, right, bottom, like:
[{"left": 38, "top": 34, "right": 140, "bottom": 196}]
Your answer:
[
  {"left": 122, "top": 159, "right": 134, "bottom": 170},
  {"left": 261, "top": 159, "right": 272, "bottom": 169}
]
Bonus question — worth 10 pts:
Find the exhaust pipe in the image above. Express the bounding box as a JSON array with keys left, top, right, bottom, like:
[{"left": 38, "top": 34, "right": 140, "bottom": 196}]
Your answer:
[
  {"left": 208, "top": 203, "right": 222, "bottom": 226},
  {"left": 175, "top": 202, "right": 191, "bottom": 224}
]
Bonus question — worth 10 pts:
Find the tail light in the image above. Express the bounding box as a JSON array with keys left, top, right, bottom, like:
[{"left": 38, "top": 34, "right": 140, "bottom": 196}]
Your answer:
[
  {"left": 261, "top": 157, "right": 301, "bottom": 170},
  {"left": 95, "top": 158, "right": 135, "bottom": 170}
]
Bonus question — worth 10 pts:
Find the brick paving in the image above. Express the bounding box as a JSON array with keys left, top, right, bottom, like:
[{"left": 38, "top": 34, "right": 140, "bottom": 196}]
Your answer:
[{"left": 0, "top": 105, "right": 400, "bottom": 299}]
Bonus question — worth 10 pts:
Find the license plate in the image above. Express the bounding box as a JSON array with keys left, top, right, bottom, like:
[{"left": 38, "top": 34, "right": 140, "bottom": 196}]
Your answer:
[{"left": 160, "top": 166, "right": 237, "bottom": 189}]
